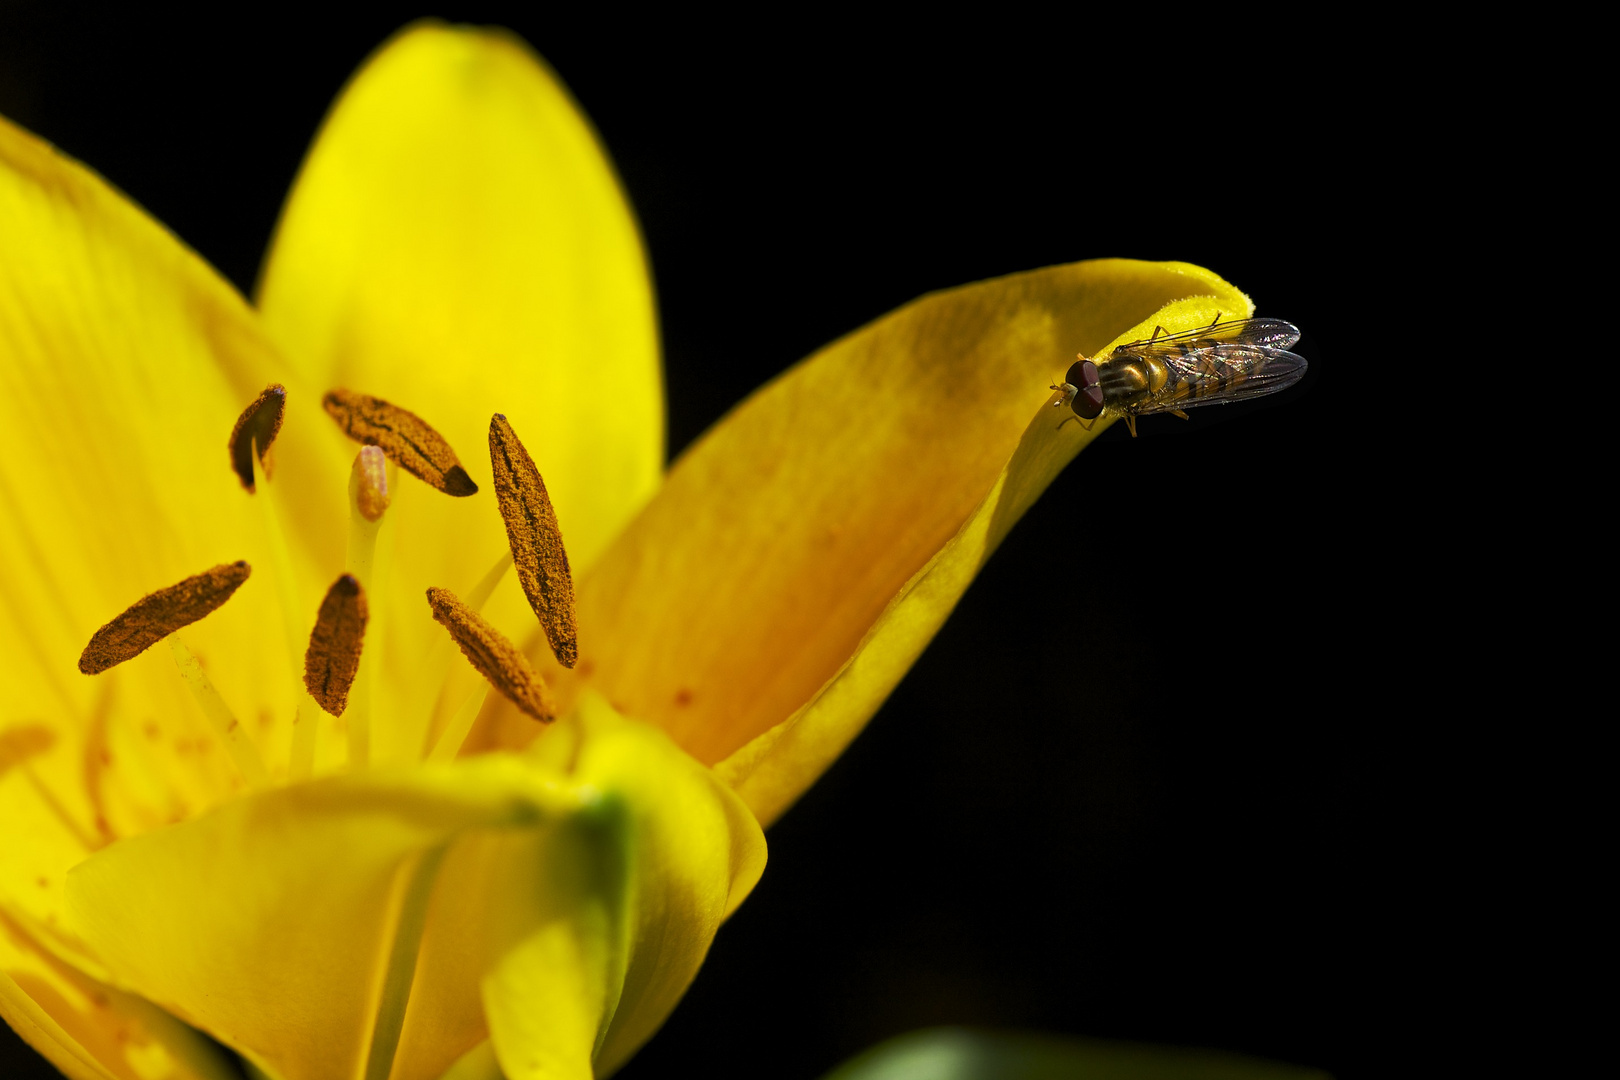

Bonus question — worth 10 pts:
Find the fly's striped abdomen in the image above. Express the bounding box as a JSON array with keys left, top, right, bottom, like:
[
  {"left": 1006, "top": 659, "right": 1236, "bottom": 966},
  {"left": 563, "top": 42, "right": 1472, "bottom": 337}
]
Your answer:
[
  {"left": 1051, "top": 317, "right": 1307, "bottom": 436},
  {"left": 1155, "top": 342, "right": 1268, "bottom": 408}
]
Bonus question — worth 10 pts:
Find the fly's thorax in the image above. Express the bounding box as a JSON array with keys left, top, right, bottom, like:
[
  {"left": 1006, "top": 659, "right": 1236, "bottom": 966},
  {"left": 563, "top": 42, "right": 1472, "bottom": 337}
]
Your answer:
[{"left": 1096, "top": 355, "right": 1166, "bottom": 411}]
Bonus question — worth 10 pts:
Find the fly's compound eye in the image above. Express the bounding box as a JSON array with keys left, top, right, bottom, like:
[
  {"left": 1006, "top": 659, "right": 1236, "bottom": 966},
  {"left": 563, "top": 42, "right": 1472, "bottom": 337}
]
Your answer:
[{"left": 1065, "top": 359, "right": 1104, "bottom": 420}]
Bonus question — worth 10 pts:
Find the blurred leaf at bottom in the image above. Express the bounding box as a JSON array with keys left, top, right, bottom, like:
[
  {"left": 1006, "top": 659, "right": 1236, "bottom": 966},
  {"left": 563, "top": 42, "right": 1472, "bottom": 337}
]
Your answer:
[{"left": 820, "top": 1028, "right": 1332, "bottom": 1080}]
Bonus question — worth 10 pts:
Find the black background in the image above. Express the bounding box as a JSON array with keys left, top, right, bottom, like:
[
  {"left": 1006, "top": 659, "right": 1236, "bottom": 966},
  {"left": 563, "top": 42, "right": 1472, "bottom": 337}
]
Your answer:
[{"left": 1, "top": 6, "right": 1397, "bottom": 1079}]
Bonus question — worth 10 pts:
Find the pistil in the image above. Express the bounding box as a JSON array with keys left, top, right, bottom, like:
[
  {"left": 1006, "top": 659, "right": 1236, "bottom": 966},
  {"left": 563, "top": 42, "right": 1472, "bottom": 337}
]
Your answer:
[{"left": 344, "top": 447, "right": 392, "bottom": 767}]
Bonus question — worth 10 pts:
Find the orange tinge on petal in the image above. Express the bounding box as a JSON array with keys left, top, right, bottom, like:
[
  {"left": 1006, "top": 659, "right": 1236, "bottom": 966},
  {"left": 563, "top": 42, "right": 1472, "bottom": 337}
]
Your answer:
[{"left": 475, "top": 261, "right": 1252, "bottom": 826}]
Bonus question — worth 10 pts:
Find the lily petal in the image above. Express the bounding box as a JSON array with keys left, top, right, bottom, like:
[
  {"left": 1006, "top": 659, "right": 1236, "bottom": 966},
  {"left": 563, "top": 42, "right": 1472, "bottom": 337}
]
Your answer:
[
  {"left": 1, "top": 937, "right": 237, "bottom": 1080},
  {"left": 481, "top": 261, "right": 1248, "bottom": 824},
  {"left": 63, "top": 697, "right": 764, "bottom": 1080},
  {"left": 255, "top": 22, "right": 662, "bottom": 764},
  {"left": 0, "top": 111, "right": 343, "bottom": 1070},
  {"left": 256, "top": 20, "right": 662, "bottom": 578},
  {"left": 717, "top": 280, "right": 1251, "bottom": 826},
  {"left": 0, "top": 110, "right": 332, "bottom": 1075}
]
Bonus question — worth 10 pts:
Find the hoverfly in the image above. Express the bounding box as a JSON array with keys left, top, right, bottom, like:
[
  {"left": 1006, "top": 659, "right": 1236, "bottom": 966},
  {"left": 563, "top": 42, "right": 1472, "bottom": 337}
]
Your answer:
[{"left": 1051, "top": 316, "right": 1307, "bottom": 436}]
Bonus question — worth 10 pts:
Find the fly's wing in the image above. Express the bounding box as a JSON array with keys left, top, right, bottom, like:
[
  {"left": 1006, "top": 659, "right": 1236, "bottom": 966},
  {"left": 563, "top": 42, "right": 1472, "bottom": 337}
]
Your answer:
[
  {"left": 1110, "top": 317, "right": 1302, "bottom": 357},
  {"left": 1134, "top": 343, "right": 1308, "bottom": 414}
]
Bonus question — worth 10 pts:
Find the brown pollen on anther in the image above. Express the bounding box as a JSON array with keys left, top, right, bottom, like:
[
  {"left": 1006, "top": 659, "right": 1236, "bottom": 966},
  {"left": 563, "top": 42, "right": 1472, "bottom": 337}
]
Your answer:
[
  {"left": 304, "top": 575, "right": 369, "bottom": 716},
  {"left": 426, "top": 587, "right": 557, "bottom": 722},
  {"left": 323, "top": 389, "right": 478, "bottom": 497},
  {"left": 489, "top": 414, "right": 578, "bottom": 668},
  {"left": 79, "top": 562, "right": 252, "bottom": 675},
  {"left": 228, "top": 384, "right": 287, "bottom": 492}
]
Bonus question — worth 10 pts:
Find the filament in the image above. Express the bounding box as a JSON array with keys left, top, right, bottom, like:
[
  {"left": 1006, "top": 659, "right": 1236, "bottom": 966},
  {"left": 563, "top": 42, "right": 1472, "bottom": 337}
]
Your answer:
[
  {"left": 252, "top": 441, "right": 306, "bottom": 682},
  {"left": 426, "top": 682, "right": 491, "bottom": 763},
  {"left": 168, "top": 633, "right": 268, "bottom": 786},
  {"left": 287, "top": 693, "right": 321, "bottom": 781}
]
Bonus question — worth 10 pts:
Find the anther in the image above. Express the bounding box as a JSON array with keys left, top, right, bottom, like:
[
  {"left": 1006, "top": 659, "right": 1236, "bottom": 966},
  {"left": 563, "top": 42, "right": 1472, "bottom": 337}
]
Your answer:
[
  {"left": 426, "top": 587, "right": 557, "bottom": 722},
  {"left": 323, "top": 389, "right": 478, "bottom": 497},
  {"left": 489, "top": 414, "right": 578, "bottom": 668},
  {"left": 79, "top": 562, "right": 252, "bottom": 675},
  {"left": 352, "top": 445, "right": 391, "bottom": 522},
  {"left": 304, "top": 575, "right": 369, "bottom": 716},
  {"left": 228, "top": 384, "right": 287, "bottom": 492}
]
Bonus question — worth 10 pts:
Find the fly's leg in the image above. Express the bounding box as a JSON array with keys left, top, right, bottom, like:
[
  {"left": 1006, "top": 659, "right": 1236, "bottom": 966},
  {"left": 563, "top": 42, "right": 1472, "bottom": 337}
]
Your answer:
[
  {"left": 1055, "top": 411, "right": 1094, "bottom": 433},
  {"left": 1187, "top": 312, "right": 1225, "bottom": 349},
  {"left": 1140, "top": 312, "right": 1223, "bottom": 348}
]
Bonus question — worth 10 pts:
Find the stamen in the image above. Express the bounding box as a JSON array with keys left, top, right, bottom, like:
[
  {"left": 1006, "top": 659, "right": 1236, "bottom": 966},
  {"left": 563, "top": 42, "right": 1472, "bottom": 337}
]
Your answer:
[
  {"left": 426, "top": 682, "right": 491, "bottom": 763},
  {"left": 79, "top": 562, "right": 252, "bottom": 675},
  {"left": 167, "top": 634, "right": 268, "bottom": 785},
  {"left": 304, "top": 575, "right": 369, "bottom": 716},
  {"left": 287, "top": 694, "right": 322, "bottom": 782},
  {"left": 426, "top": 587, "right": 557, "bottom": 722},
  {"left": 252, "top": 437, "right": 308, "bottom": 680},
  {"left": 227, "top": 384, "right": 286, "bottom": 492},
  {"left": 406, "top": 550, "right": 512, "bottom": 761},
  {"left": 466, "top": 550, "right": 515, "bottom": 612},
  {"left": 323, "top": 389, "right": 478, "bottom": 497},
  {"left": 489, "top": 415, "right": 578, "bottom": 668}
]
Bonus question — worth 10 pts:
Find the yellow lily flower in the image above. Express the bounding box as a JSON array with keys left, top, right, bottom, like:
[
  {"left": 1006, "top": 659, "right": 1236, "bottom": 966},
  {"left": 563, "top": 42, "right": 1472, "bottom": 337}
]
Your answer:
[{"left": 0, "top": 21, "right": 1259, "bottom": 1080}]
